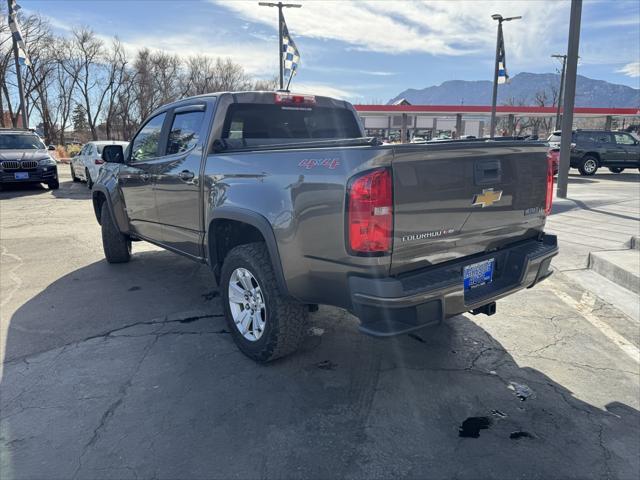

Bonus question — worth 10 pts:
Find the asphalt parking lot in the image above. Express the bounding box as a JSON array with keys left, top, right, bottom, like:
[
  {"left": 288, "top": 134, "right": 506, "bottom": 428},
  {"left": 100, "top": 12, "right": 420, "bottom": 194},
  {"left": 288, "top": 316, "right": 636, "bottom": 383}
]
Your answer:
[{"left": 1, "top": 169, "right": 639, "bottom": 479}]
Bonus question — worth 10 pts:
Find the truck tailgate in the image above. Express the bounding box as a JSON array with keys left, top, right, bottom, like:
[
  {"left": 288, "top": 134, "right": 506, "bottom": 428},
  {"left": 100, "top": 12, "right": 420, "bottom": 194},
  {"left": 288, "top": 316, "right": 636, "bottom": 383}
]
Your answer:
[{"left": 391, "top": 141, "right": 549, "bottom": 274}]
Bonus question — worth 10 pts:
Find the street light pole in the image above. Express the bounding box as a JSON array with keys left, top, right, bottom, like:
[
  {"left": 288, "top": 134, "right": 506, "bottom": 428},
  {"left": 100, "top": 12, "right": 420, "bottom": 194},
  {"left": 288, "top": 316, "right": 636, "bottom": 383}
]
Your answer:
[
  {"left": 557, "top": 0, "right": 583, "bottom": 199},
  {"left": 489, "top": 14, "right": 521, "bottom": 138},
  {"left": 7, "top": 0, "right": 29, "bottom": 129},
  {"left": 258, "top": 1, "right": 301, "bottom": 90},
  {"left": 552, "top": 54, "right": 567, "bottom": 131}
]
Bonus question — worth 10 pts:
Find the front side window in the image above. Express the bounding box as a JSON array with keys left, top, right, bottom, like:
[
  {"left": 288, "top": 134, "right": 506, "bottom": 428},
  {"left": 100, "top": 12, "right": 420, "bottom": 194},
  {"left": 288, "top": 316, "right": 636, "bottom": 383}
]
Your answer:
[
  {"left": 167, "top": 111, "right": 204, "bottom": 155},
  {"left": 0, "top": 134, "right": 46, "bottom": 150},
  {"left": 614, "top": 133, "right": 635, "bottom": 145},
  {"left": 131, "top": 113, "right": 166, "bottom": 162}
]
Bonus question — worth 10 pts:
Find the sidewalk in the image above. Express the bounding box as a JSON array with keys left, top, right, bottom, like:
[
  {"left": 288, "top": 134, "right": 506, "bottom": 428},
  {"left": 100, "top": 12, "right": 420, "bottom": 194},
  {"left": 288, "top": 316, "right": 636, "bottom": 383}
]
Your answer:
[{"left": 546, "top": 172, "right": 640, "bottom": 319}]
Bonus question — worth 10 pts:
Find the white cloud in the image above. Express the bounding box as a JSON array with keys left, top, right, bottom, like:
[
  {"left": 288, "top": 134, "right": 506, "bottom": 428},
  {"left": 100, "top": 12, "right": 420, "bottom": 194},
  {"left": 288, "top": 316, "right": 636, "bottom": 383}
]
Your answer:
[
  {"left": 210, "top": 0, "right": 570, "bottom": 61},
  {"left": 617, "top": 62, "right": 640, "bottom": 78}
]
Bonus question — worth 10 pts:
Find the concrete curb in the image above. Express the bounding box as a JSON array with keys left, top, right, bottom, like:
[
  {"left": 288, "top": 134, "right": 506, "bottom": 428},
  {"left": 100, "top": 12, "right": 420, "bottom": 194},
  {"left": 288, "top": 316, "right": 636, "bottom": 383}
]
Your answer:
[{"left": 588, "top": 249, "right": 640, "bottom": 295}]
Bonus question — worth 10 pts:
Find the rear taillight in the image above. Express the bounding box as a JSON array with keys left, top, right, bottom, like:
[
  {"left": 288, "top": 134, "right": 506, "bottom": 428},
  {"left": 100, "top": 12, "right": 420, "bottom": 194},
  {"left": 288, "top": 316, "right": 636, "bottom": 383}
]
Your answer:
[
  {"left": 95, "top": 158, "right": 104, "bottom": 165},
  {"left": 347, "top": 168, "right": 393, "bottom": 255},
  {"left": 545, "top": 151, "right": 554, "bottom": 216},
  {"left": 274, "top": 93, "right": 316, "bottom": 105}
]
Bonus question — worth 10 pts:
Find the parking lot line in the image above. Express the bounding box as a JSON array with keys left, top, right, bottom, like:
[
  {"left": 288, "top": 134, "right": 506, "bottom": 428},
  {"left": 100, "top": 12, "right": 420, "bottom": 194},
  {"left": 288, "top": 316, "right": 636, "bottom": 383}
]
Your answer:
[{"left": 552, "top": 289, "right": 640, "bottom": 364}]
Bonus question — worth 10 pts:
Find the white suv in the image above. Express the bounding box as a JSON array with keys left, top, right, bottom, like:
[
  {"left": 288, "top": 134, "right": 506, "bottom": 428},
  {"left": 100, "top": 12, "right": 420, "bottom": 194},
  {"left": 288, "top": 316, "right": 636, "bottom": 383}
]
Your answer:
[{"left": 71, "top": 141, "right": 128, "bottom": 188}]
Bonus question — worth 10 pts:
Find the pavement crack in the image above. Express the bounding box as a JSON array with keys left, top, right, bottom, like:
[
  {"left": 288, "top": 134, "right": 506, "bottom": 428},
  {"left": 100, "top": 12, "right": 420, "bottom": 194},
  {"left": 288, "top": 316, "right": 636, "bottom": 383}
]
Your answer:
[
  {"left": 73, "top": 336, "right": 158, "bottom": 479},
  {"left": 3, "top": 314, "right": 224, "bottom": 366}
]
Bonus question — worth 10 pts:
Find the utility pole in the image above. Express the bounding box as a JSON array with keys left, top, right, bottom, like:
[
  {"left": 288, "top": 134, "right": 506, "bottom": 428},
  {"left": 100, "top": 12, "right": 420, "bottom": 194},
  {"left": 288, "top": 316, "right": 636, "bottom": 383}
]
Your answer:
[
  {"left": 489, "top": 14, "right": 521, "bottom": 138},
  {"left": 7, "top": 0, "right": 29, "bottom": 128},
  {"left": 552, "top": 54, "right": 567, "bottom": 131},
  {"left": 258, "top": 1, "right": 301, "bottom": 90},
  {"left": 556, "top": 0, "right": 582, "bottom": 199}
]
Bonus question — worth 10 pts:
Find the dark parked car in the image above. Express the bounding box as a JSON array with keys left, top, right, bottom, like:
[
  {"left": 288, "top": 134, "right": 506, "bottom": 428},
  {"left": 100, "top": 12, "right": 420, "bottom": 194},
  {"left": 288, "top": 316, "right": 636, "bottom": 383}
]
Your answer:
[
  {"left": 93, "top": 91, "right": 558, "bottom": 362},
  {"left": 547, "top": 129, "right": 640, "bottom": 175},
  {"left": 0, "top": 128, "right": 59, "bottom": 189}
]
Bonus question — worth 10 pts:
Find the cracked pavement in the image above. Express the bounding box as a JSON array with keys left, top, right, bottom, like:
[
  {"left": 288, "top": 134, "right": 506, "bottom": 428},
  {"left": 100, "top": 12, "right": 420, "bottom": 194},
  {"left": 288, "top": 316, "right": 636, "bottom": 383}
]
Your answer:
[{"left": 1, "top": 172, "right": 639, "bottom": 479}]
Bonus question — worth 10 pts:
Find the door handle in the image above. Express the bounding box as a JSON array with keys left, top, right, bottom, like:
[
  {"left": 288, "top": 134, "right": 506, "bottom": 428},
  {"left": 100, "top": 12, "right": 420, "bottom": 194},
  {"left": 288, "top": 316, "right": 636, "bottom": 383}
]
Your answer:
[
  {"left": 178, "top": 170, "right": 195, "bottom": 181},
  {"left": 140, "top": 173, "right": 151, "bottom": 181}
]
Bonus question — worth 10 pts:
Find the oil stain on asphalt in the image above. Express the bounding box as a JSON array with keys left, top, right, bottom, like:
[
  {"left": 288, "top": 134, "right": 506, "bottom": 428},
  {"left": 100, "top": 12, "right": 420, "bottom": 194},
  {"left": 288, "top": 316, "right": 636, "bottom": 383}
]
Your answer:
[{"left": 458, "top": 417, "right": 492, "bottom": 438}]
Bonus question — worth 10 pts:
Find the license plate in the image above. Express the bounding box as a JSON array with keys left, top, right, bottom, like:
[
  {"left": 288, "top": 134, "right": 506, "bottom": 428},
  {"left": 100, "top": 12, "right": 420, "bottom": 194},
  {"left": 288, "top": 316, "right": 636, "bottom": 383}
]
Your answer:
[
  {"left": 14, "top": 172, "right": 29, "bottom": 180},
  {"left": 463, "top": 259, "right": 495, "bottom": 290}
]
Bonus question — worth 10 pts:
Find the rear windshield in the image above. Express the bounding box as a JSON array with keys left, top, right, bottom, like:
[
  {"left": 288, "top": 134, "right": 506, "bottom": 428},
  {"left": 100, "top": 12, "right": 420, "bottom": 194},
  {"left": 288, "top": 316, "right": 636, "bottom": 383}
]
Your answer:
[
  {"left": 547, "top": 132, "right": 562, "bottom": 142},
  {"left": 221, "top": 104, "right": 361, "bottom": 148},
  {"left": 0, "top": 133, "right": 46, "bottom": 150}
]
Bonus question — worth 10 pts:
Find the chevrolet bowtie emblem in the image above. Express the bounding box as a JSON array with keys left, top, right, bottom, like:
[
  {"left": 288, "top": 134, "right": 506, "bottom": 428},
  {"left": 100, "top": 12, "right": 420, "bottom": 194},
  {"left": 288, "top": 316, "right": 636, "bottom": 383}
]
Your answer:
[{"left": 472, "top": 188, "right": 503, "bottom": 208}]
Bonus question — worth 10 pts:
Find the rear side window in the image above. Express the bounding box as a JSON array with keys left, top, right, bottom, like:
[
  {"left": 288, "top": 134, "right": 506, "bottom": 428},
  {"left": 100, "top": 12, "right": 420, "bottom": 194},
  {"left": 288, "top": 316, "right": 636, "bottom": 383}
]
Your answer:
[
  {"left": 131, "top": 113, "right": 166, "bottom": 162},
  {"left": 222, "top": 104, "right": 361, "bottom": 148},
  {"left": 167, "top": 111, "right": 204, "bottom": 155},
  {"left": 576, "top": 132, "right": 612, "bottom": 144}
]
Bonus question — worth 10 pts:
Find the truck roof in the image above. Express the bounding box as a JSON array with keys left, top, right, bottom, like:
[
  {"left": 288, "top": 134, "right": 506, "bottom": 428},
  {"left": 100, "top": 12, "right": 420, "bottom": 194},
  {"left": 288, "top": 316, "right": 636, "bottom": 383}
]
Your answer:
[{"left": 153, "top": 90, "right": 350, "bottom": 113}]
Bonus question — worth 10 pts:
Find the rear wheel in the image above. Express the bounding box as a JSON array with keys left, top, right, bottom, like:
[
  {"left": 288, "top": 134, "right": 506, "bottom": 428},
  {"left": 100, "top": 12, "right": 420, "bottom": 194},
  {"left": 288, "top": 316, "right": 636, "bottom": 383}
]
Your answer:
[
  {"left": 578, "top": 156, "right": 598, "bottom": 176},
  {"left": 101, "top": 203, "right": 131, "bottom": 263},
  {"left": 608, "top": 167, "right": 624, "bottom": 173},
  {"left": 85, "top": 169, "right": 93, "bottom": 189},
  {"left": 221, "top": 242, "right": 307, "bottom": 362}
]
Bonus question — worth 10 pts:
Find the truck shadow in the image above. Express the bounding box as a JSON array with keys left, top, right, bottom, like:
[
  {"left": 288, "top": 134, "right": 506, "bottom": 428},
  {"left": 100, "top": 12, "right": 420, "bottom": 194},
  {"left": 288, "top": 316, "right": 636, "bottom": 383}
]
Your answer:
[{"left": 1, "top": 251, "right": 639, "bottom": 479}]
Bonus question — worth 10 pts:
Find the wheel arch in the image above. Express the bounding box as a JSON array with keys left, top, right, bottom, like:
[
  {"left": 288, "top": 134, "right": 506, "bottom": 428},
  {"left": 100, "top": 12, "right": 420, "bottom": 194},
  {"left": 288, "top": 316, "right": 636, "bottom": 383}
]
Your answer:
[
  {"left": 583, "top": 152, "right": 601, "bottom": 164},
  {"left": 207, "top": 208, "right": 291, "bottom": 298},
  {"left": 91, "top": 185, "right": 128, "bottom": 232}
]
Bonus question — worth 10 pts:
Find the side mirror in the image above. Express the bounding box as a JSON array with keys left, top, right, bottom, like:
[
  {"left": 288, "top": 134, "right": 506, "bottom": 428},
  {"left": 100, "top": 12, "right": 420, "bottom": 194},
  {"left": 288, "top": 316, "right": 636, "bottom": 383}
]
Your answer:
[
  {"left": 102, "top": 144, "right": 125, "bottom": 164},
  {"left": 48, "top": 145, "right": 56, "bottom": 151}
]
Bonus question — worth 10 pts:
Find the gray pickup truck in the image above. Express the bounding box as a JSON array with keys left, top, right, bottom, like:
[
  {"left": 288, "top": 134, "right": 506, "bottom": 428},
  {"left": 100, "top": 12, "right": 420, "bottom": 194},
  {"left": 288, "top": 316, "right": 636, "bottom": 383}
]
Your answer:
[{"left": 93, "top": 91, "right": 558, "bottom": 362}]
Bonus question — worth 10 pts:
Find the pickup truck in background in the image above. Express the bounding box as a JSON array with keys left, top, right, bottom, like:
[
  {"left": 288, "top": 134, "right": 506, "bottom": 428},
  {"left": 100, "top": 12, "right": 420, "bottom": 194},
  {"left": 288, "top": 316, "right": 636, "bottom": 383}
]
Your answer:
[{"left": 93, "top": 91, "right": 558, "bottom": 362}]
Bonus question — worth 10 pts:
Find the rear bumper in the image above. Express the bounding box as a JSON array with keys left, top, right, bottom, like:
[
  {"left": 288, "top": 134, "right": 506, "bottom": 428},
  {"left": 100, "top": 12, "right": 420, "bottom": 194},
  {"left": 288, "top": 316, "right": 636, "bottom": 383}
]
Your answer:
[{"left": 349, "top": 234, "right": 558, "bottom": 336}]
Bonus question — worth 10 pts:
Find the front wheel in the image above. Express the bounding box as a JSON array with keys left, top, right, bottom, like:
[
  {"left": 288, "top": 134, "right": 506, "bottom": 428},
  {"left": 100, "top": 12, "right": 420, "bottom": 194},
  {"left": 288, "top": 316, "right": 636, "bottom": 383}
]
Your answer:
[
  {"left": 578, "top": 156, "right": 598, "bottom": 176},
  {"left": 221, "top": 242, "right": 307, "bottom": 362},
  {"left": 47, "top": 180, "right": 59, "bottom": 190},
  {"left": 101, "top": 203, "right": 131, "bottom": 263},
  {"left": 608, "top": 167, "right": 624, "bottom": 173}
]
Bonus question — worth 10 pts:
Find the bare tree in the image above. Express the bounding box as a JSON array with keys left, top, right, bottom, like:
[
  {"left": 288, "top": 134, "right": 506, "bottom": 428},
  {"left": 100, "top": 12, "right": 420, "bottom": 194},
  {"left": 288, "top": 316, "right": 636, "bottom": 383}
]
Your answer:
[
  {"left": 67, "top": 28, "right": 116, "bottom": 140},
  {"left": 103, "top": 38, "right": 128, "bottom": 139}
]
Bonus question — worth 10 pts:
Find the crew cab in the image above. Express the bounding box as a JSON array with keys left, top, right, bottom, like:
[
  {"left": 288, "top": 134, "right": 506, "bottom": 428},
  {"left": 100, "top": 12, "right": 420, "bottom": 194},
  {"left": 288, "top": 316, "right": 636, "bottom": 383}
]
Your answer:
[{"left": 93, "top": 91, "right": 558, "bottom": 362}]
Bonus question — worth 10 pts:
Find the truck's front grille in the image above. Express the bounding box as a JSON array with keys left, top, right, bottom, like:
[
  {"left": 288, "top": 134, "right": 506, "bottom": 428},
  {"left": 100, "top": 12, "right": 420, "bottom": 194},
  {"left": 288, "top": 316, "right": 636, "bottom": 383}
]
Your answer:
[{"left": 1, "top": 160, "right": 38, "bottom": 170}]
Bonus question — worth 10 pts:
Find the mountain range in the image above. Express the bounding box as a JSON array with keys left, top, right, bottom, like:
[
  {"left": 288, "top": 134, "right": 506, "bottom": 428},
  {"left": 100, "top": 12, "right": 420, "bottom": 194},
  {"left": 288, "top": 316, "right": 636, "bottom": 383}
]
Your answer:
[{"left": 387, "top": 73, "right": 640, "bottom": 108}]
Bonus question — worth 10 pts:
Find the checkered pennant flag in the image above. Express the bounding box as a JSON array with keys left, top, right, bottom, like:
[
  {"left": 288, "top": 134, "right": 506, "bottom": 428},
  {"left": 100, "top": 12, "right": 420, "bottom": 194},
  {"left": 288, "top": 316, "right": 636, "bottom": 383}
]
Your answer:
[
  {"left": 497, "top": 28, "right": 508, "bottom": 84},
  {"left": 8, "top": 0, "right": 31, "bottom": 67},
  {"left": 281, "top": 15, "right": 300, "bottom": 87}
]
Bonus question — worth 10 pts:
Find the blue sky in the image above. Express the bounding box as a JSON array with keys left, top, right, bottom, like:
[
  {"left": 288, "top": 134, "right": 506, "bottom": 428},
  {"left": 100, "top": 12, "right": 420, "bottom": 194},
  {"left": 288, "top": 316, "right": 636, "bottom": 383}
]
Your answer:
[{"left": 23, "top": 0, "right": 640, "bottom": 102}]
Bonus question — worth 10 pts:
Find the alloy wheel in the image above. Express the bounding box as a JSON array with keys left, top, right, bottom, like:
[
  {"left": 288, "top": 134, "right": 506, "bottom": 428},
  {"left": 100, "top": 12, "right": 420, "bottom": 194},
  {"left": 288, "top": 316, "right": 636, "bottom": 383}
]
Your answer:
[{"left": 228, "top": 267, "right": 266, "bottom": 341}]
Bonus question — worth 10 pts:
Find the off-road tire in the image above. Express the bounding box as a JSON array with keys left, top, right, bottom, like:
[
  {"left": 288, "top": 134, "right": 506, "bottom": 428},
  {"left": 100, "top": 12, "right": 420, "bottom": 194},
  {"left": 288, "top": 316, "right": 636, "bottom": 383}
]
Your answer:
[
  {"left": 608, "top": 167, "right": 624, "bottom": 173},
  {"left": 86, "top": 169, "right": 94, "bottom": 189},
  {"left": 578, "top": 156, "right": 599, "bottom": 176},
  {"left": 221, "top": 242, "right": 307, "bottom": 362},
  {"left": 101, "top": 203, "right": 131, "bottom": 263},
  {"left": 47, "top": 180, "right": 60, "bottom": 190}
]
